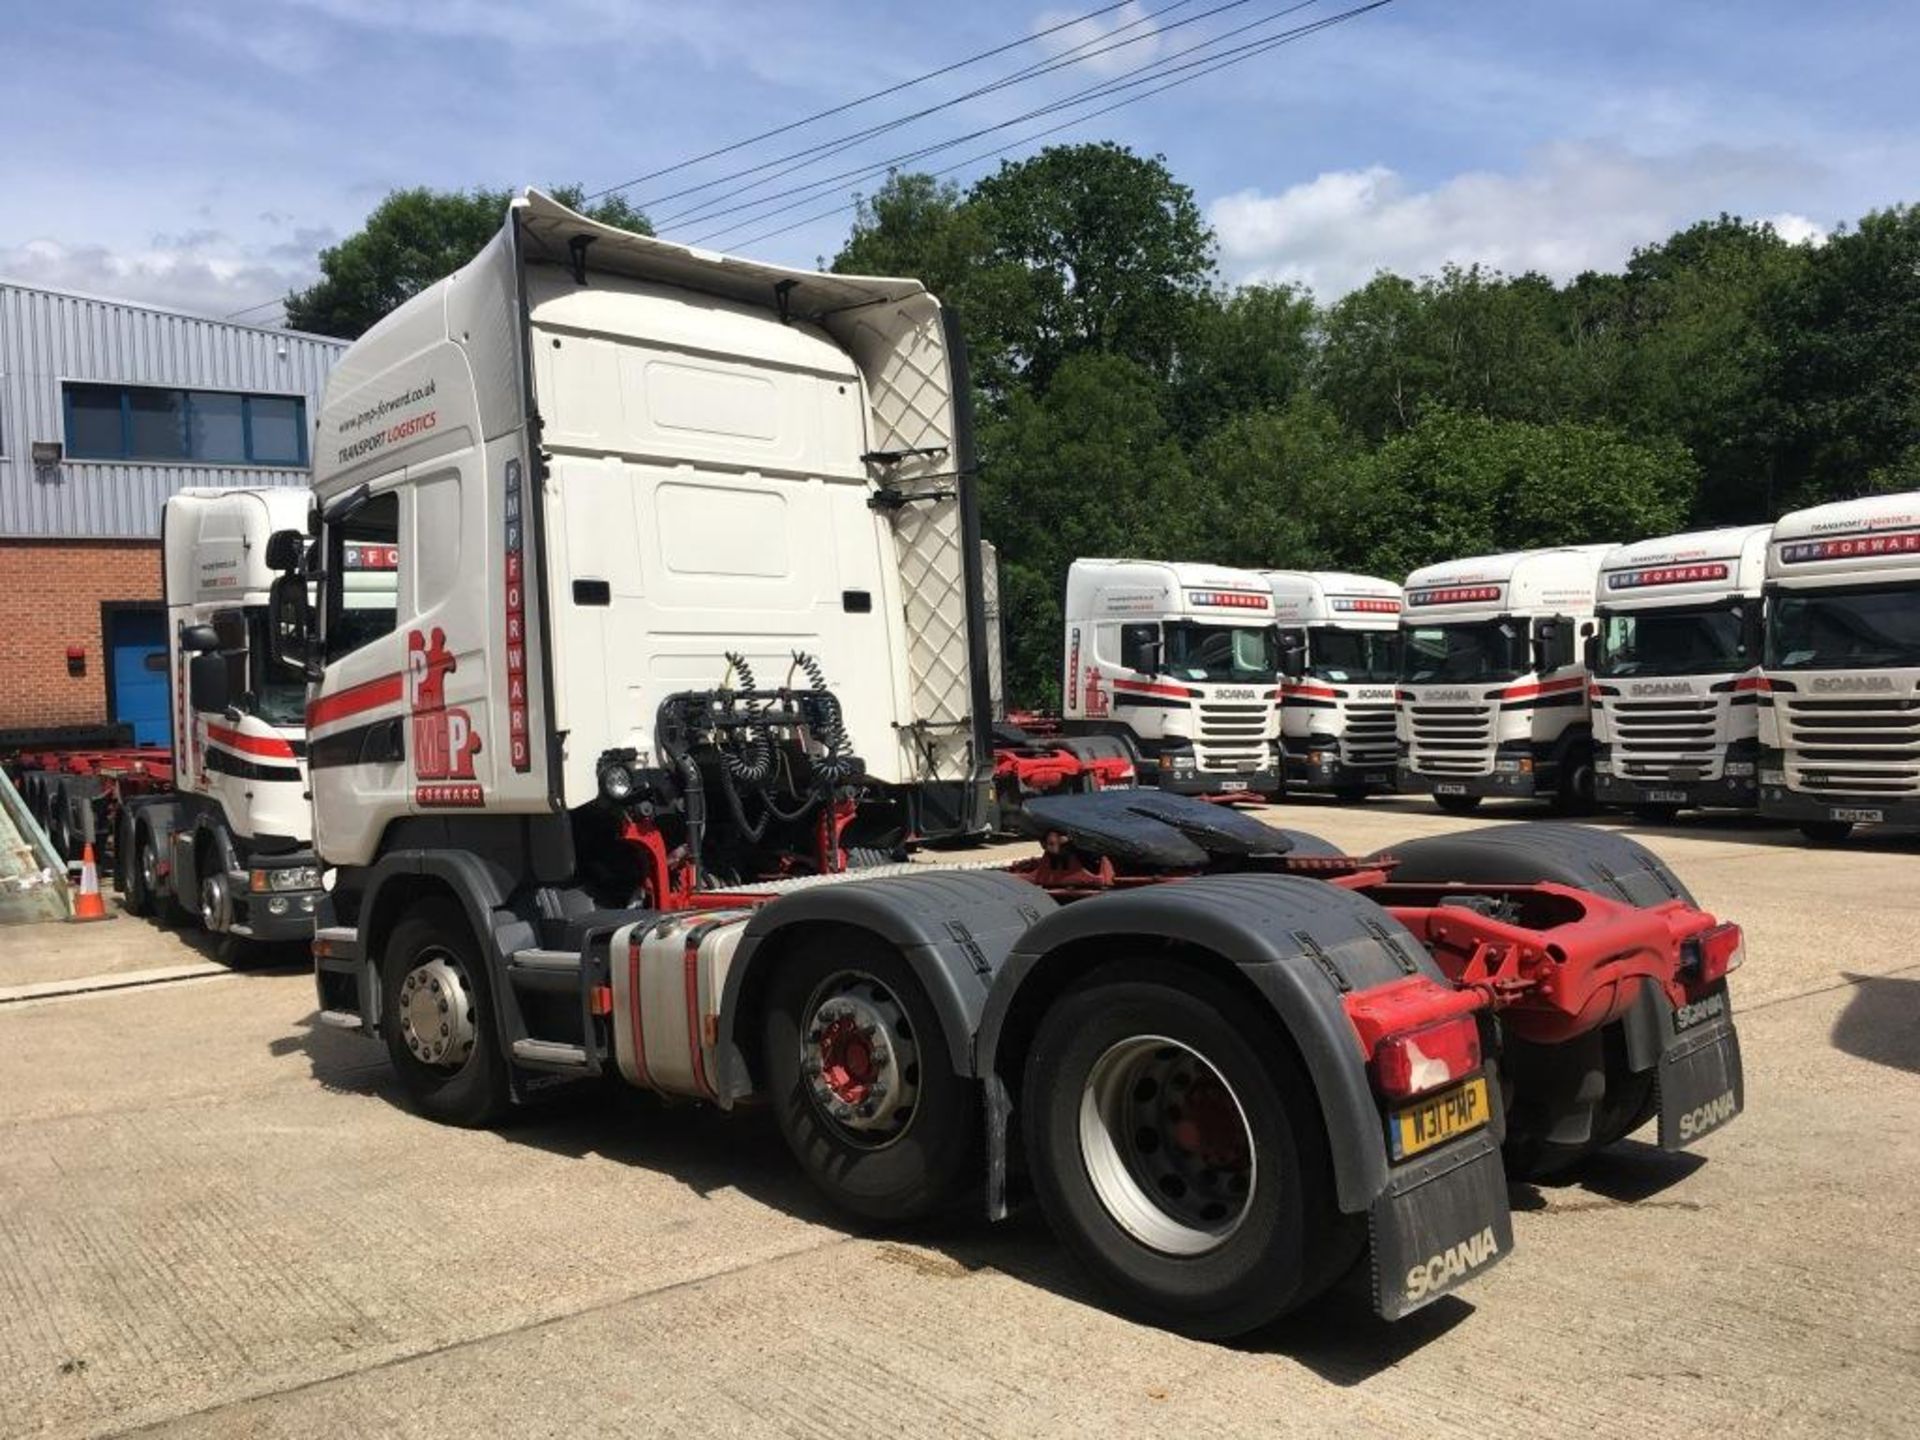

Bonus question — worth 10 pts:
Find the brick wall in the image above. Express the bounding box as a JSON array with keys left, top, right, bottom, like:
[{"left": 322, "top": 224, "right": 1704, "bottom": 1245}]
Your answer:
[{"left": 0, "top": 540, "right": 162, "bottom": 737}]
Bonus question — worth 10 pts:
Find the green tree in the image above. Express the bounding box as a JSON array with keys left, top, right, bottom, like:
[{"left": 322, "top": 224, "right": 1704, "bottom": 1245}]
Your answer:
[
  {"left": 1764, "top": 204, "right": 1920, "bottom": 509},
  {"left": 1341, "top": 410, "right": 1696, "bottom": 580},
  {"left": 966, "top": 143, "right": 1216, "bottom": 395},
  {"left": 285, "top": 185, "right": 652, "bottom": 339},
  {"left": 1185, "top": 397, "right": 1359, "bottom": 570},
  {"left": 978, "top": 352, "right": 1197, "bottom": 704},
  {"left": 1171, "top": 283, "right": 1317, "bottom": 442},
  {"left": 831, "top": 171, "right": 984, "bottom": 305}
]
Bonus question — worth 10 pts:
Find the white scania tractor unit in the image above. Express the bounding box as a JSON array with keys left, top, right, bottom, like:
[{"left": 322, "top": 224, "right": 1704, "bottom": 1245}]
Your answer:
[
  {"left": 1759, "top": 491, "right": 1920, "bottom": 842},
  {"left": 1059, "top": 558, "right": 1282, "bottom": 797},
  {"left": 1263, "top": 570, "right": 1403, "bottom": 800},
  {"left": 264, "top": 191, "right": 1748, "bottom": 1338},
  {"left": 1589, "top": 526, "right": 1771, "bottom": 821},
  {"left": 106, "top": 487, "right": 324, "bottom": 939},
  {"left": 1396, "top": 545, "right": 1612, "bottom": 814}
]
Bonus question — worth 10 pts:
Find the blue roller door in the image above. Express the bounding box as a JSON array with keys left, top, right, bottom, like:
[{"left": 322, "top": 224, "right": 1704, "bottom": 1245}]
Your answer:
[{"left": 107, "top": 609, "right": 171, "bottom": 747}]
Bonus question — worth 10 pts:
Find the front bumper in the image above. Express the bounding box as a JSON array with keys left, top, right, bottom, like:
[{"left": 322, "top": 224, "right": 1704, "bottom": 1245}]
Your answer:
[
  {"left": 1287, "top": 745, "right": 1396, "bottom": 794},
  {"left": 1597, "top": 773, "right": 1759, "bottom": 810},
  {"left": 1397, "top": 764, "right": 1541, "bottom": 799},
  {"left": 1758, "top": 786, "right": 1920, "bottom": 827},
  {"left": 1156, "top": 762, "right": 1282, "bottom": 799}
]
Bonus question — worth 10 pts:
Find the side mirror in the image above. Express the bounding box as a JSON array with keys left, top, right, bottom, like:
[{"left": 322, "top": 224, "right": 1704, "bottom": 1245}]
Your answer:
[
  {"left": 1530, "top": 616, "right": 1563, "bottom": 675},
  {"left": 1138, "top": 637, "right": 1163, "bottom": 676},
  {"left": 267, "top": 572, "right": 320, "bottom": 679},
  {"left": 265, "top": 527, "right": 306, "bottom": 572},
  {"left": 1278, "top": 639, "right": 1307, "bottom": 680},
  {"left": 188, "top": 652, "right": 230, "bottom": 714},
  {"left": 180, "top": 624, "right": 220, "bottom": 654},
  {"left": 1583, "top": 632, "right": 1599, "bottom": 671}
]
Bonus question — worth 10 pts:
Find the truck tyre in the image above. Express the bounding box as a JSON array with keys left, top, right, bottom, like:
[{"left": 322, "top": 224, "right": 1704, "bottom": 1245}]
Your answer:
[
  {"left": 1021, "top": 961, "right": 1353, "bottom": 1339},
  {"left": 1632, "top": 803, "right": 1682, "bottom": 824},
  {"left": 1432, "top": 792, "right": 1483, "bottom": 815},
  {"left": 1333, "top": 783, "right": 1371, "bottom": 804},
  {"left": 1551, "top": 740, "right": 1597, "bottom": 816},
  {"left": 380, "top": 899, "right": 510, "bottom": 1128},
  {"left": 122, "top": 818, "right": 157, "bottom": 917},
  {"left": 763, "top": 933, "right": 975, "bottom": 1223},
  {"left": 45, "top": 779, "right": 73, "bottom": 860},
  {"left": 1799, "top": 820, "right": 1853, "bottom": 845}
]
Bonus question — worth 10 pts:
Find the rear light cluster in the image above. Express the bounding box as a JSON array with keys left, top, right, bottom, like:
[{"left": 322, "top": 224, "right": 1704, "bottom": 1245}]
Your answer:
[
  {"left": 1372, "top": 1015, "right": 1482, "bottom": 1100},
  {"left": 1686, "top": 922, "right": 1745, "bottom": 985}
]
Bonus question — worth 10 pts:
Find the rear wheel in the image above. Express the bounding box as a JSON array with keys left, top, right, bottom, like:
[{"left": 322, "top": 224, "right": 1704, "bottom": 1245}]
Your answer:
[
  {"left": 1632, "top": 803, "right": 1682, "bottom": 824},
  {"left": 45, "top": 780, "right": 72, "bottom": 860},
  {"left": 1022, "top": 963, "right": 1353, "bottom": 1338},
  {"left": 123, "top": 822, "right": 157, "bottom": 917},
  {"left": 1799, "top": 820, "right": 1853, "bottom": 845},
  {"left": 763, "top": 934, "right": 975, "bottom": 1222},
  {"left": 381, "top": 899, "right": 509, "bottom": 1127},
  {"left": 1432, "top": 792, "right": 1483, "bottom": 815}
]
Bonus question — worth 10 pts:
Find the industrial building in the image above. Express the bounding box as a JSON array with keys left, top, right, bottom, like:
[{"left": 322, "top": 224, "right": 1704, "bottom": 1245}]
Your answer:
[{"left": 0, "top": 280, "right": 344, "bottom": 745}]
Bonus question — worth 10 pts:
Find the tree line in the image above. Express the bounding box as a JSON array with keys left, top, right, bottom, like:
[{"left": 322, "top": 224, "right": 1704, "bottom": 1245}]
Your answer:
[{"left": 284, "top": 146, "right": 1920, "bottom": 708}]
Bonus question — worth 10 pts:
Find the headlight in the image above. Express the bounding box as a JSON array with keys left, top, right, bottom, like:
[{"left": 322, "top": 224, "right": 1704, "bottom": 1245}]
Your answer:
[
  {"left": 252, "top": 865, "right": 321, "bottom": 892},
  {"left": 1494, "top": 757, "right": 1532, "bottom": 774},
  {"left": 1724, "top": 760, "right": 1756, "bottom": 778},
  {"left": 1761, "top": 768, "right": 1786, "bottom": 785},
  {"left": 599, "top": 761, "right": 636, "bottom": 803}
]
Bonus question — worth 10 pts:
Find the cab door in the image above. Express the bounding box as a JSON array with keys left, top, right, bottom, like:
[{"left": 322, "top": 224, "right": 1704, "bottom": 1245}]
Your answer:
[{"left": 307, "top": 484, "right": 411, "bottom": 866}]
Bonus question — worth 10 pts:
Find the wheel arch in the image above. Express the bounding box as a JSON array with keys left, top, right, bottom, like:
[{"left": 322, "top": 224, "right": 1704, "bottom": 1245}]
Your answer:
[
  {"left": 979, "top": 875, "right": 1441, "bottom": 1215},
  {"left": 711, "top": 869, "right": 1057, "bottom": 1108}
]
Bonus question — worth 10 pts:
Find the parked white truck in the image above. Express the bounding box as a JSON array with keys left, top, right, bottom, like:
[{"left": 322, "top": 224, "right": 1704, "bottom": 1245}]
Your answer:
[
  {"left": 1396, "top": 546, "right": 1612, "bottom": 814},
  {"left": 263, "top": 191, "right": 1748, "bottom": 1337},
  {"left": 1590, "top": 526, "right": 1771, "bottom": 820},
  {"left": 1060, "top": 558, "right": 1282, "bottom": 797},
  {"left": 1264, "top": 569, "right": 1402, "bottom": 800},
  {"left": 110, "top": 487, "right": 325, "bottom": 938},
  {"left": 1759, "top": 491, "right": 1920, "bottom": 842}
]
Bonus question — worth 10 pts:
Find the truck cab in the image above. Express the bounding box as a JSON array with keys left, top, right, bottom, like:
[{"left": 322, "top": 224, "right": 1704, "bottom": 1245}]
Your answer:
[
  {"left": 1263, "top": 569, "right": 1402, "bottom": 799},
  {"left": 1396, "top": 545, "right": 1612, "bottom": 813},
  {"left": 118, "top": 487, "right": 323, "bottom": 938},
  {"left": 1590, "top": 526, "right": 1770, "bottom": 820},
  {"left": 1060, "top": 559, "right": 1282, "bottom": 797},
  {"left": 1759, "top": 490, "right": 1920, "bottom": 842}
]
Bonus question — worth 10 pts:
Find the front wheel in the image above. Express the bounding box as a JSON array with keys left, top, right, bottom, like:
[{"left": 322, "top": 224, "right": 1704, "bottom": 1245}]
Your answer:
[
  {"left": 381, "top": 899, "right": 509, "bottom": 1127},
  {"left": 763, "top": 934, "right": 975, "bottom": 1222},
  {"left": 1432, "top": 791, "right": 1483, "bottom": 815},
  {"left": 1332, "top": 784, "right": 1371, "bottom": 804},
  {"left": 1632, "top": 803, "right": 1682, "bottom": 824},
  {"left": 1799, "top": 820, "right": 1854, "bottom": 845},
  {"left": 1022, "top": 963, "right": 1353, "bottom": 1338}
]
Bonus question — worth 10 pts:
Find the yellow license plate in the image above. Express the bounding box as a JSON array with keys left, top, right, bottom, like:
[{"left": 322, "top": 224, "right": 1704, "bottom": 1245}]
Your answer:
[{"left": 1390, "top": 1076, "right": 1491, "bottom": 1160}]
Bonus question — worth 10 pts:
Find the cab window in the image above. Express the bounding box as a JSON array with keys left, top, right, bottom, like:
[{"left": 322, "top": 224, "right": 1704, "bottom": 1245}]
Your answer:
[{"left": 325, "top": 491, "right": 401, "bottom": 661}]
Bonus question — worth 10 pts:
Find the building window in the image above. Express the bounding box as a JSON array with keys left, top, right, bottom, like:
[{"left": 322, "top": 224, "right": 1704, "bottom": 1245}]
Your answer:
[{"left": 62, "top": 383, "right": 308, "bottom": 467}]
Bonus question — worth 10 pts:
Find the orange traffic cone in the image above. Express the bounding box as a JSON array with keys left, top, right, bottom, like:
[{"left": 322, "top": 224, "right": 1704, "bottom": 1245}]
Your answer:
[{"left": 70, "top": 842, "right": 112, "bottom": 923}]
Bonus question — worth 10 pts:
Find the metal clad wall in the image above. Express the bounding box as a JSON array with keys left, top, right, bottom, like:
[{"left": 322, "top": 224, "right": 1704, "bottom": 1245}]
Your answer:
[{"left": 0, "top": 282, "right": 346, "bottom": 538}]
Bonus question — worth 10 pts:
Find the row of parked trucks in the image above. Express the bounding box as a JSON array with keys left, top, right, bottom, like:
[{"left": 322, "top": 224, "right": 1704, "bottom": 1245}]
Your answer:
[
  {"left": 14, "top": 187, "right": 1869, "bottom": 1340},
  {"left": 1050, "top": 505, "right": 1920, "bottom": 845}
]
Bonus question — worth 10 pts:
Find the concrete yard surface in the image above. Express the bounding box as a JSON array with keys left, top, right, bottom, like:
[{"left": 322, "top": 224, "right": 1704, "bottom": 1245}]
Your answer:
[{"left": 1, "top": 802, "right": 1917, "bottom": 1437}]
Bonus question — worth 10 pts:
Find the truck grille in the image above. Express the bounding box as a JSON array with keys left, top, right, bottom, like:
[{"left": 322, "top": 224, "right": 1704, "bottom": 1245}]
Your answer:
[
  {"left": 1780, "top": 696, "right": 1920, "bottom": 797},
  {"left": 1196, "top": 702, "right": 1271, "bottom": 774},
  {"left": 1603, "top": 698, "right": 1721, "bottom": 780},
  {"left": 1406, "top": 703, "right": 1495, "bottom": 777},
  {"left": 1341, "top": 702, "right": 1397, "bottom": 767}
]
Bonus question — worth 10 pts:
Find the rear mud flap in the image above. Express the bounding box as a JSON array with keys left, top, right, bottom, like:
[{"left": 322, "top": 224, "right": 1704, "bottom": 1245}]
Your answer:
[
  {"left": 1370, "top": 1130, "right": 1513, "bottom": 1320},
  {"left": 1656, "top": 1011, "right": 1744, "bottom": 1151}
]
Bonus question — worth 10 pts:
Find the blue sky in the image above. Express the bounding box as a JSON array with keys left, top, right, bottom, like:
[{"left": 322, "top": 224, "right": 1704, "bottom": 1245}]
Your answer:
[{"left": 2, "top": 0, "right": 1915, "bottom": 325}]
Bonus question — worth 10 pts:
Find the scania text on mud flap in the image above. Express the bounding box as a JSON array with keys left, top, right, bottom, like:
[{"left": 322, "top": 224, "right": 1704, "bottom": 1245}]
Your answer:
[
  {"left": 12, "top": 487, "right": 325, "bottom": 941},
  {"left": 1591, "top": 525, "right": 1772, "bottom": 821},
  {"left": 1059, "top": 558, "right": 1284, "bottom": 800},
  {"left": 274, "top": 190, "right": 1746, "bottom": 1340},
  {"left": 1263, "top": 569, "right": 1403, "bottom": 800},
  {"left": 1397, "top": 544, "right": 1613, "bottom": 815},
  {"left": 1758, "top": 489, "right": 1920, "bottom": 843}
]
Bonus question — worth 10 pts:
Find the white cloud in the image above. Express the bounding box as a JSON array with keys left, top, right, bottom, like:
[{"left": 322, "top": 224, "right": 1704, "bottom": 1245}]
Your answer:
[
  {"left": 1032, "top": 1, "right": 1162, "bottom": 76},
  {"left": 0, "top": 236, "right": 317, "bottom": 325},
  {"left": 1210, "top": 142, "right": 1831, "bottom": 299}
]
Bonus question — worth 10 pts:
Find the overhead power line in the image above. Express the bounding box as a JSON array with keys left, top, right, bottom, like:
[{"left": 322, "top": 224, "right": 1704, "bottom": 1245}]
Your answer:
[
  {"left": 638, "top": 0, "right": 1264, "bottom": 222},
  {"left": 222, "top": 296, "right": 289, "bottom": 321},
  {"left": 585, "top": 0, "right": 1148, "bottom": 201},
  {"left": 709, "top": 0, "right": 1395, "bottom": 254},
  {"left": 663, "top": 0, "right": 1324, "bottom": 240}
]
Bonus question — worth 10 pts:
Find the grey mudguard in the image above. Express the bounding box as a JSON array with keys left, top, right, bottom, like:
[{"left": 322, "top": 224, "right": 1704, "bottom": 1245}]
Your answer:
[
  {"left": 711, "top": 869, "right": 1056, "bottom": 1106},
  {"left": 1382, "top": 822, "right": 1695, "bottom": 909},
  {"left": 977, "top": 873, "right": 1448, "bottom": 1215}
]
